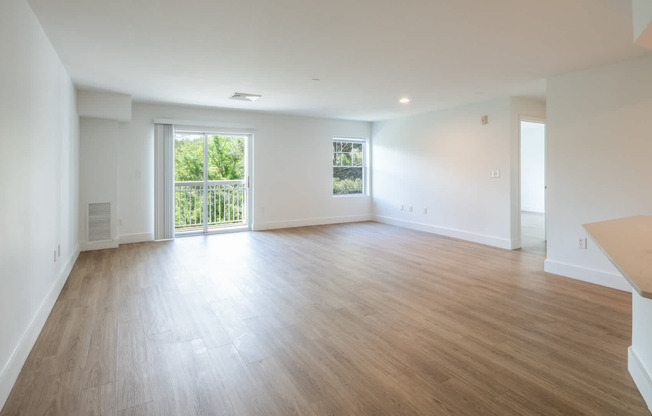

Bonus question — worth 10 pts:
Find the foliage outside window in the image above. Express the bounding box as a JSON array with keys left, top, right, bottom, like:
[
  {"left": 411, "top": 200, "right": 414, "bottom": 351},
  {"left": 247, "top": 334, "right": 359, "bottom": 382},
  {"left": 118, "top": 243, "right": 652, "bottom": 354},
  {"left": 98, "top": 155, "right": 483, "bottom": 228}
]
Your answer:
[
  {"left": 333, "top": 138, "right": 366, "bottom": 195},
  {"left": 174, "top": 133, "right": 246, "bottom": 230},
  {"left": 175, "top": 134, "right": 245, "bottom": 182}
]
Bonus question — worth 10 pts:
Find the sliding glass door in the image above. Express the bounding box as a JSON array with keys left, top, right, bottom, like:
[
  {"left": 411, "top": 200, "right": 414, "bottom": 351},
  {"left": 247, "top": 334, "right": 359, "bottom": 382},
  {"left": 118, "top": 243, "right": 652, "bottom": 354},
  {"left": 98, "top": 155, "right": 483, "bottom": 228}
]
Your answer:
[{"left": 174, "top": 131, "right": 249, "bottom": 234}]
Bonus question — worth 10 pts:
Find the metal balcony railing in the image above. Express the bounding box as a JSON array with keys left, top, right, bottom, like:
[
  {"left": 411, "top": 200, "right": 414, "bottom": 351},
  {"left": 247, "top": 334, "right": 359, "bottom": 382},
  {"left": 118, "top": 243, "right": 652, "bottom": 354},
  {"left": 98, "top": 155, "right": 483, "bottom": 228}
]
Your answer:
[{"left": 175, "top": 180, "right": 246, "bottom": 232}]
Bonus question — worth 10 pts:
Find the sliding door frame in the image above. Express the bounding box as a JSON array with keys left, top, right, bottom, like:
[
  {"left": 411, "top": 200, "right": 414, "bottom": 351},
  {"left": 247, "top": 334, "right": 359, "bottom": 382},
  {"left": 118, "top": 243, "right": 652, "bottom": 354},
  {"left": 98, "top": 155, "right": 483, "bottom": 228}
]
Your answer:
[{"left": 173, "top": 130, "right": 252, "bottom": 236}]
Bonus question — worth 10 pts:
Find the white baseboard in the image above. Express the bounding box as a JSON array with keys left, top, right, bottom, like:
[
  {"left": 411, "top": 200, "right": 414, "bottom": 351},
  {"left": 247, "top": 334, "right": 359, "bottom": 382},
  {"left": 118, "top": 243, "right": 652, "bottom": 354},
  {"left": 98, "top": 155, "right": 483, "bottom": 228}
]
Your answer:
[
  {"left": 253, "top": 214, "right": 372, "bottom": 231},
  {"left": 510, "top": 239, "right": 522, "bottom": 250},
  {"left": 80, "top": 239, "right": 119, "bottom": 251},
  {"left": 521, "top": 206, "right": 545, "bottom": 214},
  {"left": 629, "top": 347, "right": 652, "bottom": 412},
  {"left": 0, "top": 244, "right": 79, "bottom": 410},
  {"left": 60, "top": 243, "right": 80, "bottom": 285},
  {"left": 81, "top": 233, "right": 154, "bottom": 250},
  {"left": 118, "top": 232, "right": 154, "bottom": 245},
  {"left": 543, "top": 259, "right": 631, "bottom": 292},
  {"left": 373, "top": 215, "right": 513, "bottom": 250}
]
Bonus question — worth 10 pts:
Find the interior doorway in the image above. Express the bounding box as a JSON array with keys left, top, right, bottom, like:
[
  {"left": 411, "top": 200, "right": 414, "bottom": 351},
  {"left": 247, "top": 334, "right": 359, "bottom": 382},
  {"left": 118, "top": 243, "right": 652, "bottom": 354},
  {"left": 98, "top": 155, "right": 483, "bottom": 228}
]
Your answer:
[
  {"left": 520, "top": 120, "right": 546, "bottom": 254},
  {"left": 174, "top": 131, "right": 250, "bottom": 235}
]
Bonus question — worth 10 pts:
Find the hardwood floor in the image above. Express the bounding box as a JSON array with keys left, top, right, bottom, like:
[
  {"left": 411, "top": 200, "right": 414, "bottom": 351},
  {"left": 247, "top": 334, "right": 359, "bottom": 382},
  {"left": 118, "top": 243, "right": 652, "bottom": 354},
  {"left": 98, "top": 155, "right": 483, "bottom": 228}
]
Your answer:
[
  {"left": 1, "top": 222, "right": 648, "bottom": 415},
  {"left": 521, "top": 211, "right": 546, "bottom": 256}
]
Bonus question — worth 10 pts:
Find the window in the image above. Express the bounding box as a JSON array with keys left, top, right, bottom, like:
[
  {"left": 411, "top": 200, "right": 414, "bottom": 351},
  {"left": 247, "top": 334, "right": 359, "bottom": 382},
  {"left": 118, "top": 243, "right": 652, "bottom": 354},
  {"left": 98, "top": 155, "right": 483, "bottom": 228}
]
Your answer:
[{"left": 333, "top": 138, "right": 366, "bottom": 195}]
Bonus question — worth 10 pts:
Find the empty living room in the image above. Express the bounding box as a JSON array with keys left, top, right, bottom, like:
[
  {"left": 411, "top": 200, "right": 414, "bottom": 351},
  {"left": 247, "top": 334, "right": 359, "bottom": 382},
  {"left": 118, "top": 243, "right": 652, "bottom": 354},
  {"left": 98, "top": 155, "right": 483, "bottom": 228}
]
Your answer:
[{"left": 2, "top": 0, "right": 652, "bottom": 414}]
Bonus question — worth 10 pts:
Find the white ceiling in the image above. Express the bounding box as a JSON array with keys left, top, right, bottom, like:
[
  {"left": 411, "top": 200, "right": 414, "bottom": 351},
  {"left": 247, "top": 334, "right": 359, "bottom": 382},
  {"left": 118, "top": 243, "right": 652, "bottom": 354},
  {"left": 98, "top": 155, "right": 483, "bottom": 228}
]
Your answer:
[{"left": 27, "top": 0, "right": 651, "bottom": 121}]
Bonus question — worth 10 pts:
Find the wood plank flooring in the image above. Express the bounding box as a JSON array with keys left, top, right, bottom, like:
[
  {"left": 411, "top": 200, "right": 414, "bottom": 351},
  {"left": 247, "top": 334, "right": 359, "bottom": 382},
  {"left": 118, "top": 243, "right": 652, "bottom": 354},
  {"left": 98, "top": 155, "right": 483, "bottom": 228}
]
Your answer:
[
  {"left": 521, "top": 211, "right": 546, "bottom": 257},
  {"left": 1, "top": 222, "right": 648, "bottom": 415}
]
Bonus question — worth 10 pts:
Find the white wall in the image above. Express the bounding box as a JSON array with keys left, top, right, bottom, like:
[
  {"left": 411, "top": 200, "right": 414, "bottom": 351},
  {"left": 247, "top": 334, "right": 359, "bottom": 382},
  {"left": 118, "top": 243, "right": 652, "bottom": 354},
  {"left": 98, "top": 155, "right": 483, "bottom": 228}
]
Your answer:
[
  {"left": 0, "top": 0, "right": 79, "bottom": 409},
  {"left": 631, "top": 292, "right": 652, "bottom": 410},
  {"left": 372, "top": 98, "right": 514, "bottom": 248},
  {"left": 77, "top": 90, "right": 132, "bottom": 121},
  {"left": 79, "top": 118, "right": 119, "bottom": 250},
  {"left": 78, "top": 101, "right": 372, "bottom": 243},
  {"left": 520, "top": 121, "right": 545, "bottom": 213},
  {"left": 545, "top": 55, "right": 652, "bottom": 291},
  {"left": 371, "top": 97, "right": 544, "bottom": 249}
]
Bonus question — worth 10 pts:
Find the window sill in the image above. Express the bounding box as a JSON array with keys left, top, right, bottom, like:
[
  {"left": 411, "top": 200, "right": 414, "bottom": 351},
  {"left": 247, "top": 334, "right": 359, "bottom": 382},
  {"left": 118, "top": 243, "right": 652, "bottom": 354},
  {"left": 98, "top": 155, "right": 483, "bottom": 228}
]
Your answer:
[{"left": 333, "top": 194, "right": 369, "bottom": 198}]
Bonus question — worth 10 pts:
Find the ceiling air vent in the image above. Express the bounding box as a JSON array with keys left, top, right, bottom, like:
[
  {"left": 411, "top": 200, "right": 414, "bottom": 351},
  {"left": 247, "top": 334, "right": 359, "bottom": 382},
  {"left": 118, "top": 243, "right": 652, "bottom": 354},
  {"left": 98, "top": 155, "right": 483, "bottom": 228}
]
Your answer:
[
  {"left": 230, "top": 92, "right": 262, "bottom": 102},
  {"left": 88, "top": 202, "right": 111, "bottom": 242}
]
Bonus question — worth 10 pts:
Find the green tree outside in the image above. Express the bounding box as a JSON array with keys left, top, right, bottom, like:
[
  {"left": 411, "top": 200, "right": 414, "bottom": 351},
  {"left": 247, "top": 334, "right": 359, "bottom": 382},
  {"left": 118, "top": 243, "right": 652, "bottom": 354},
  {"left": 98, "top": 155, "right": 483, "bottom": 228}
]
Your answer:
[
  {"left": 175, "top": 135, "right": 246, "bottom": 230},
  {"left": 333, "top": 141, "right": 364, "bottom": 195},
  {"left": 175, "top": 135, "right": 244, "bottom": 182}
]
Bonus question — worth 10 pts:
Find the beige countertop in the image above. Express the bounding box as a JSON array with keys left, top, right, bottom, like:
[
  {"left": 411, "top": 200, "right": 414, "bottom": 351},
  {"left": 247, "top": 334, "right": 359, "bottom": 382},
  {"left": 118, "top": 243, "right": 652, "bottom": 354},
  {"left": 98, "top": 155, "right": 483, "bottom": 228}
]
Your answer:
[{"left": 583, "top": 215, "right": 652, "bottom": 299}]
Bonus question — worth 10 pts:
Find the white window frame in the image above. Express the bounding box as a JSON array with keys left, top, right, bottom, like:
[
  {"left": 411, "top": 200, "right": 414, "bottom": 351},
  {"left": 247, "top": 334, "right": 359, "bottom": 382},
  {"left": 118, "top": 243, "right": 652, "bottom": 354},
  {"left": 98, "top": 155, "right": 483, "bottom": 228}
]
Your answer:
[{"left": 332, "top": 137, "right": 368, "bottom": 196}]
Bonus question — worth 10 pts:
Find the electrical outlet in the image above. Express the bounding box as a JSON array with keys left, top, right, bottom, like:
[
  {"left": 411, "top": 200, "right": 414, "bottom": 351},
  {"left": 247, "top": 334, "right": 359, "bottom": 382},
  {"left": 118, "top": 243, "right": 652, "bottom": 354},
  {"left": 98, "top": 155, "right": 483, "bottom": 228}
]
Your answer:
[
  {"left": 578, "top": 237, "right": 587, "bottom": 249},
  {"left": 409, "top": 205, "right": 413, "bottom": 213},
  {"left": 423, "top": 207, "right": 428, "bottom": 214}
]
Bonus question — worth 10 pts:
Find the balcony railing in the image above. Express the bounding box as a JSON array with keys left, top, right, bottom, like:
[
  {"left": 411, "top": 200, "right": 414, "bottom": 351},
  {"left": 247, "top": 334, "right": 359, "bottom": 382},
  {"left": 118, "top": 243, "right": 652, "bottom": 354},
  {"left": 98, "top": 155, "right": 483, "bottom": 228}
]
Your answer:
[{"left": 175, "top": 180, "right": 246, "bottom": 232}]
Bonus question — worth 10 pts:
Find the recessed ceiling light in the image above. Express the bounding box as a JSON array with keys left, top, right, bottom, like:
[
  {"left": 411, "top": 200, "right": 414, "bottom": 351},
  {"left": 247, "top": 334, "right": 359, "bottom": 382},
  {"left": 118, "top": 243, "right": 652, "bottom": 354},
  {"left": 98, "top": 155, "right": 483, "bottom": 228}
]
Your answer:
[
  {"left": 399, "top": 97, "right": 410, "bottom": 104},
  {"left": 230, "top": 92, "right": 262, "bottom": 102}
]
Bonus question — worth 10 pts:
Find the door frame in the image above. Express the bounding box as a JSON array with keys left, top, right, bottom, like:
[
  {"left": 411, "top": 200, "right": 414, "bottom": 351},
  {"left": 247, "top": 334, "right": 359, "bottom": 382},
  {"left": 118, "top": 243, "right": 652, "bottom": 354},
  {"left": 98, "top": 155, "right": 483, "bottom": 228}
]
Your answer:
[
  {"left": 173, "top": 130, "right": 253, "bottom": 236},
  {"left": 517, "top": 116, "right": 546, "bottom": 248}
]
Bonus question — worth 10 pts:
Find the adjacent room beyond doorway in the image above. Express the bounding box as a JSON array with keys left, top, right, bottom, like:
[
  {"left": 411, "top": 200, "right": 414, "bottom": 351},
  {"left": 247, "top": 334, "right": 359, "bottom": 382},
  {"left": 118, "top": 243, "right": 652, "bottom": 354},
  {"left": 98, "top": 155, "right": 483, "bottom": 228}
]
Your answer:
[{"left": 520, "top": 121, "right": 546, "bottom": 255}]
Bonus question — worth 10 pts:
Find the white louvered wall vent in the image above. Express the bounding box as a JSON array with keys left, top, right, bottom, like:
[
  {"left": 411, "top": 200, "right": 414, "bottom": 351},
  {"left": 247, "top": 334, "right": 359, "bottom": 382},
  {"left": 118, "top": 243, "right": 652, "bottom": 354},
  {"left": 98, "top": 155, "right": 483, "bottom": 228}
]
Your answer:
[{"left": 88, "top": 202, "right": 111, "bottom": 242}]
